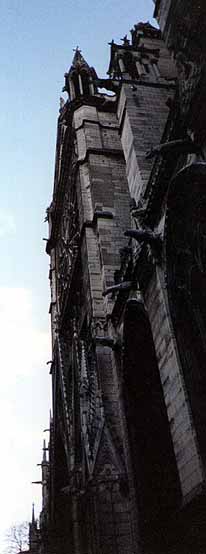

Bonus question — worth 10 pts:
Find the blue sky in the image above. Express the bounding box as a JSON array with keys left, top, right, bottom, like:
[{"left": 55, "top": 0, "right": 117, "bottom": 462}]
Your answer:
[{"left": 0, "top": 0, "right": 155, "bottom": 548}]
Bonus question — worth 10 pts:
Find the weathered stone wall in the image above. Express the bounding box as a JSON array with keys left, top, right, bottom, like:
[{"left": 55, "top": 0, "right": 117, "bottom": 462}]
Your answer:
[
  {"left": 144, "top": 267, "right": 204, "bottom": 502},
  {"left": 72, "top": 101, "right": 140, "bottom": 553},
  {"left": 154, "top": 0, "right": 172, "bottom": 37},
  {"left": 74, "top": 104, "right": 131, "bottom": 314},
  {"left": 116, "top": 23, "right": 206, "bottom": 548},
  {"left": 118, "top": 84, "right": 173, "bottom": 203}
]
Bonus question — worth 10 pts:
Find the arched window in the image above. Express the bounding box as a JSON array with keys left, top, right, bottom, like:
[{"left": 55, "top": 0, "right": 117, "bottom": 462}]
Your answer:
[{"left": 123, "top": 298, "right": 180, "bottom": 549}]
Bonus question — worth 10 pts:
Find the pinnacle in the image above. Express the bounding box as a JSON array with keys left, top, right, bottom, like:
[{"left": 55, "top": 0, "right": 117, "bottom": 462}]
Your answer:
[
  {"left": 70, "top": 46, "right": 90, "bottom": 71},
  {"left": 32, "top": 502, "right": 35, "bottom": 524}
]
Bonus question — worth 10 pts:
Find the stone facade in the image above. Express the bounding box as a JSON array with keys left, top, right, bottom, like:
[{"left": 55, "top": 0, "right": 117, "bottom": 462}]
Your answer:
[{"left": 36, "top": 8, "right": 206, "bottom": 554}]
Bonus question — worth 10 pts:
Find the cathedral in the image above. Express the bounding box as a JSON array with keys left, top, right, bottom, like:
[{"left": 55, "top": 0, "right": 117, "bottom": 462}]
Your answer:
[{"left": 37, "top": 1, "right": 206, "bottom": 553}]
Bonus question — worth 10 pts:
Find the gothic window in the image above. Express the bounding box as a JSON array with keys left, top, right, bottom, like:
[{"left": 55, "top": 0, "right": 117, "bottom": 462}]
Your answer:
[{"left": 56, "top": 149, "right": 79, "bottom": 310}]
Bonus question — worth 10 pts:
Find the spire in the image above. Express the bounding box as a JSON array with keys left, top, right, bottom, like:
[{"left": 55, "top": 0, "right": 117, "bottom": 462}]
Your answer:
[
  {"left": 32, "top": 502, "right": 35, "bottom": 524},
  {"left": 71, "top": 46, "right": 90, "bottom": 70},
  {"left": 63, "top": 47, "right": 97, "bottom": 100},
  {"left": 29, "top": 503, "right": 39, "bottom": 553}
]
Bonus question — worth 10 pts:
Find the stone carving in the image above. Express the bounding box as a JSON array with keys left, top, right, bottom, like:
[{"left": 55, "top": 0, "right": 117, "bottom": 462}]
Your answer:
[
  {"left": 78, "top": 334, "right": 105, "bottom": 475},
  {"left": 58, "top": 322, "right": 105, "bottom": 481},
  {"left": 56, "top": 150, "right": 80, "bottom": 307},
  {"left": 57, "top": 335, "right": 75, "bottom": 471},
  {"left": 90, "top": 318, "right": 108, "bottom": 338},
  {"left": 175, "top": 51, "right": 202, "bottom": 116}
]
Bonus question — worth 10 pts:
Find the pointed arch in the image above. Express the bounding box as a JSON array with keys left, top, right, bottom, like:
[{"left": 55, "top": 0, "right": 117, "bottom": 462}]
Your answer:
[
  {"left": 71, "top": 71, "right": 81, "bottom": 97},
  {"left": 123, "top": 298, "right": 180, "bottom": 547},
  {"left": 80, "top": 69, "right": 91, "bottom": 95}
]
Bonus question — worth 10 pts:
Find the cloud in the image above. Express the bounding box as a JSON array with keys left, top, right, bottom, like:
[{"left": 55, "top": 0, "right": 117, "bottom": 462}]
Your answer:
[
  {"left": 0, "top": 287, "right": 51, "bottom": 546},
  {"left": 0, "top": 287, "right": 50, "bottom": 383},
  {"left": 0, "top": 212, "right": 16, "bottom": 238}
]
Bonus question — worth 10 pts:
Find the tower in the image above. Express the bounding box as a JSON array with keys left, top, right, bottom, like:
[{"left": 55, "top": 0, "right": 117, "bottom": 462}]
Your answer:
[{"left": 46, "top": 48, "right": 135, "bottom": 554}]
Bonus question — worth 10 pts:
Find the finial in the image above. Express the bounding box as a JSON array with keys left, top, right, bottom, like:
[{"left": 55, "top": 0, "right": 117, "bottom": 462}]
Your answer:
[
  {"left": 71, "top": 46, "right": 88, "bottom": 69},
  {"left": 120, "top": 35, "right": 130, "bottom": 45},
  {"left": 73, "top": 46, "right": 82, "bottom": 54}
]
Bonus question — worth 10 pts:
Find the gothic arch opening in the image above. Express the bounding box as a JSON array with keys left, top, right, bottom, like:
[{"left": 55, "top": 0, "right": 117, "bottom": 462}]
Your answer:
[
  {"left": 123, "top": 51, "right": 138, "bottom": 78},
  {"left": 71, "top": 71, "right": 80, "bottom": 97},
  {"left": 166, "top": 162, "right": 206, "bottom": 463},
  {"left": 123, "top": 298, "right": 180, "bottom": 549},
  {"left": 80, "top": 70, "right": 90, "bottom": 95}
]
